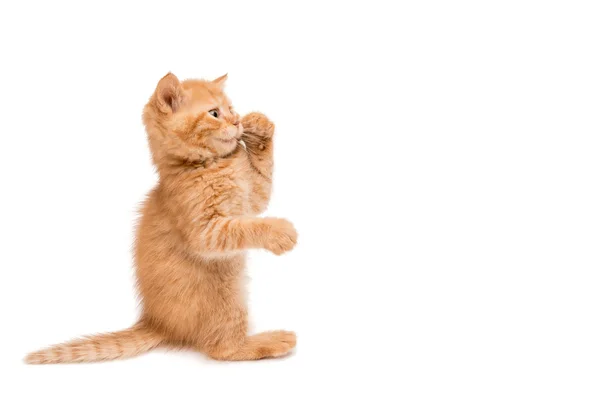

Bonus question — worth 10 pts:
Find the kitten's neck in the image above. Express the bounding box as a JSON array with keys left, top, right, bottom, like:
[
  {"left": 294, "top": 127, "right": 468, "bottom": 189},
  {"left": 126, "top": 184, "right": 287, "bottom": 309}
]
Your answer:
[{"left": 155, "top": 144, "right": 243, "bottom": 180}]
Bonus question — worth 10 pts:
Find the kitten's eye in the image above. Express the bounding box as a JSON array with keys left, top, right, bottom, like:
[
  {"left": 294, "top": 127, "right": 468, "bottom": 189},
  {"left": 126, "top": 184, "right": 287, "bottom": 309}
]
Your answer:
[{"left": 209, "top": 109, "right": 219, "bottom": 118}]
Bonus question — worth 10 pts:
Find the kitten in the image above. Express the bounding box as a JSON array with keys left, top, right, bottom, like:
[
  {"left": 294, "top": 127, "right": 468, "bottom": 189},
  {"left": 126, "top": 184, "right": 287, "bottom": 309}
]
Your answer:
[{"left": 25, "top": 73, "right": 297, "bottom": 363}]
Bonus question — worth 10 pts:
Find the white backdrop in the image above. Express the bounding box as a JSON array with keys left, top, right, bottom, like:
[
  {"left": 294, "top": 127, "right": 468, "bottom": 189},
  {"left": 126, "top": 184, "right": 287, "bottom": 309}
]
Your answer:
[{"left": 1, "top": 1, "right": 599, "bottom": 399}]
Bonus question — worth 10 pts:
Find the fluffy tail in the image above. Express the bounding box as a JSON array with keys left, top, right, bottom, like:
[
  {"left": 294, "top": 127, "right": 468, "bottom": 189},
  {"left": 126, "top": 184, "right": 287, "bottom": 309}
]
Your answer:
[{"left": 24, "top": 322, "right": 163, "bottom": 364}]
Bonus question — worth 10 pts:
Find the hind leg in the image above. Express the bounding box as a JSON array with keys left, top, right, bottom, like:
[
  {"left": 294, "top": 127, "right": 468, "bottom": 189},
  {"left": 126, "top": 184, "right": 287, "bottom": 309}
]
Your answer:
[{"left": 206, "top": 330, "right": 296, "bottom": 361}]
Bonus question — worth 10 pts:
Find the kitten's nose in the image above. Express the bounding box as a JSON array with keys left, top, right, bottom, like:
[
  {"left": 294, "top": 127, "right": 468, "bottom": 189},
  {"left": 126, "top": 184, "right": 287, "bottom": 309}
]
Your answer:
[{"left": 233, "top": 120, "right": 240, "bottom": 126}]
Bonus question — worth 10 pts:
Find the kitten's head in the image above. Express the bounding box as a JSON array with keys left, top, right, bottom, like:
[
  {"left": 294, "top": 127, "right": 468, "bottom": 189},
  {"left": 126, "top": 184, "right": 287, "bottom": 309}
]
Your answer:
[{"left": 143, "top": 73, "right": 242, "bottom": 165}]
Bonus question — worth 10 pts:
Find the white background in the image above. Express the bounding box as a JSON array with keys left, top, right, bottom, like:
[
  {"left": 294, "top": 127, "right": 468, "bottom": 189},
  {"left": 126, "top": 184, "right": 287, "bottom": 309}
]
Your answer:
[{"left": 1, "top": 1, "right": 599, "bottom": 399}]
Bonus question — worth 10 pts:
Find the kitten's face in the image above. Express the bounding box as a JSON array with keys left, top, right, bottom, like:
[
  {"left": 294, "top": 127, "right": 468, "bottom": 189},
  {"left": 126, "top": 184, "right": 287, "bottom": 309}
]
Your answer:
[{"left": 145, "top": 73, "right": 243, "bottom": 160}]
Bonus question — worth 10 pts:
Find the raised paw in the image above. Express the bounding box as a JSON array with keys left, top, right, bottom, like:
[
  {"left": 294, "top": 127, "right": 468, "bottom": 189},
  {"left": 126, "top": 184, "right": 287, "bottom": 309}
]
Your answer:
[
  {"left": 241, "top": 112, "right": 275, "bottom": 140},
  {"left": 263, "top": 218, "right": 297, "bottom": 255}
]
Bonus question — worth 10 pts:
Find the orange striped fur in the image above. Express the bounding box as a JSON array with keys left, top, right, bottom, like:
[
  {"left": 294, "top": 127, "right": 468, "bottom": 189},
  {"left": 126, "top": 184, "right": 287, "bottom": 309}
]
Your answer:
[
  {"left": 25, "top": 73, "right": 297, "bottom": 364},
  {"left": 25, "top": 323, "right": 163, "bottom": 364}
]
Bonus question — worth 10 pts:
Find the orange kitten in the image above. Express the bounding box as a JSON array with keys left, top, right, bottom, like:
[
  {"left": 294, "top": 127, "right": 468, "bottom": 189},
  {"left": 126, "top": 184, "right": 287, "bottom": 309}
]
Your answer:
[{"left": 25, "top": 73, "right": 297, "bottom": 364}]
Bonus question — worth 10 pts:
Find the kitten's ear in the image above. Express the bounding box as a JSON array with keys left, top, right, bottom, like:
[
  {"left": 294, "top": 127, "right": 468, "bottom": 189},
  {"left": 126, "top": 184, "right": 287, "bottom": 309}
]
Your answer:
[
  {"left": 212, "top": 73, "right": 228, "bottom": 90},
  {"left": 155, "top": 72, "right": 183, "bottom": 113}
]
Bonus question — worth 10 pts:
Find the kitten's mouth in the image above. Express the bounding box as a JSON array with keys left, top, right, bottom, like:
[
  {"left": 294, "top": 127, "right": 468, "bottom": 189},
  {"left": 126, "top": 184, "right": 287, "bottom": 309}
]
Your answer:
[{"left": 216, "top": 137, "right": 237, "bottom": 144}]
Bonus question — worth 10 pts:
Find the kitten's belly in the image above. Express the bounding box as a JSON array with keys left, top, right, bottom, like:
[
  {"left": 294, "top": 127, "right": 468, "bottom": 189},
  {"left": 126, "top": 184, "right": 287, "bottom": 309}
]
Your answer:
[{"left": 137, "top": 241, "right": 248, "bottom": 342}]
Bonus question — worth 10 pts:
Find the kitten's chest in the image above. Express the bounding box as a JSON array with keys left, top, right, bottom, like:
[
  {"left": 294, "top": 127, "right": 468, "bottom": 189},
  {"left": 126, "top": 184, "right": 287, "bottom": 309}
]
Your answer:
[
  {"left": 203, "top": 159, "right": 252, "bottom": 216},
  {"left": 227, "top": 175, "right": 251, "bottom": 215}
]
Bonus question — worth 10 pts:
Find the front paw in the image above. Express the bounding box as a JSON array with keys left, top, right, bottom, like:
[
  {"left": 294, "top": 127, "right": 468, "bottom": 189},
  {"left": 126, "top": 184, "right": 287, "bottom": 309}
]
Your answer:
[
  {"left": 263, "top": 218, "right": 297, "bottom": 255},
  {"left": 242, "top": 112, "right": 275, "bottom": 140}
]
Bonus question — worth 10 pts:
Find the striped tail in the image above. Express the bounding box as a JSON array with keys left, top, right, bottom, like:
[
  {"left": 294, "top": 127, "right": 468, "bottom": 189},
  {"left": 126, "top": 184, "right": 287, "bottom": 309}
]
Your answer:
[{"left": 24, "top": 322, "right": 164, "bottom": 364}]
